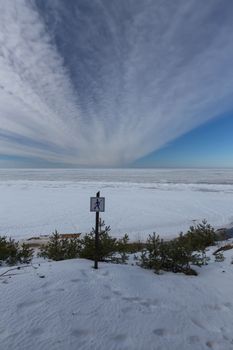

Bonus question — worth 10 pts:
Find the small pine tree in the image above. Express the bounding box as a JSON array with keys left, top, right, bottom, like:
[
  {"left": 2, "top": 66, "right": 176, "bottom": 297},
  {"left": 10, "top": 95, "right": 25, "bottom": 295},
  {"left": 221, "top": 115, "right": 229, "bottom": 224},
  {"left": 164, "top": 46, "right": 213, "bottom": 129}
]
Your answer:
[
  {"left": 139, "top": 228, "right": 211, "bottom": 276},
  {"left": 39, "top": 230, "right": 64, "bottom": 261},
  {"left": 0, "top": 236, "right": 33, "bottom": 265},
  {"left": 0, "top": 236, "right": 10, "bottom": 263},
  {"left": 80, "top": 219, "right": 117, "bottom": 261},
  {"left": 185, "top": 219, "right": 216, "bottom": 252},
  {"left": 39, "top": 231, "right": 82, "bottom": 261},
  {"left": 4, "top": 238, "right": 19, "bottom": 265},
  {"left": 140, "top": 233, "right": 163, "bottom": 272},
  {"left": 18, "top": 243, "right": 34, "bottom": 264},
  {"left": 116, "top": 234, "right": 130, "bottom": 263},
  {"left": 63, "top": 237, "right": 82, "bottom": 260}
]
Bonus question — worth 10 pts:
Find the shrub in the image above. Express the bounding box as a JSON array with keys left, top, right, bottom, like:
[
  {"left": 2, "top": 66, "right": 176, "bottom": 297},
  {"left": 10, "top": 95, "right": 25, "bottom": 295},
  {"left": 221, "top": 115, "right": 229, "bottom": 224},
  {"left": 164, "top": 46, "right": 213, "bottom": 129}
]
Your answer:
[
  {"left": 139, "top": 221, "right": 216, "bottom": 276},
  {"left": 80, "top": 219, "right": 129, "bottom": 264},
  {"left": 80, "top": 220, "right": 116, "bottom": 261},
  {"left": 185, "top": 220, "right": 216, "bottom": 251},
  {"left": 139, "top": 233, "right": 162, "bottom": 271},
  {"left": 39, "top": 222, "right": 129, "bottom": 264},
  {"left": 39, "top": 230, "right": 81, "bottom": 261},
  {"left": 140, "top": 233, "right": 198, "bottom": 275},
  {"left": 116, "top": 234, "right": 130, "bottom": 263},
  {"left": 0, "top": 236, "right": 33, "bottom": 265},
  {"left": 17, "top": 243, "right": 34, "bottom": 264}
]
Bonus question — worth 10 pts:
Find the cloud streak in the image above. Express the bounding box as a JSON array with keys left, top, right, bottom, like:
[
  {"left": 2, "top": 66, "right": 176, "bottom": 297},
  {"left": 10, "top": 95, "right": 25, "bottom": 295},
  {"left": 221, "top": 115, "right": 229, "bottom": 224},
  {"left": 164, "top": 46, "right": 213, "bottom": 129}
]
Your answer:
[{"left": 0, "top": 0, "right": 233, "bottom": 166}]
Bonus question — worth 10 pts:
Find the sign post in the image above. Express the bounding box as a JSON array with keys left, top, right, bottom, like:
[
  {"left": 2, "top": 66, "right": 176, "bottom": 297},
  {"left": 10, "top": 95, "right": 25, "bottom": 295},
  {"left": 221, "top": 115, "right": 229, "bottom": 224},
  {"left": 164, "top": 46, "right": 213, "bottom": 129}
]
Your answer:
[{"left": 90, "top": 192, "right": 105, "bottom": 269}]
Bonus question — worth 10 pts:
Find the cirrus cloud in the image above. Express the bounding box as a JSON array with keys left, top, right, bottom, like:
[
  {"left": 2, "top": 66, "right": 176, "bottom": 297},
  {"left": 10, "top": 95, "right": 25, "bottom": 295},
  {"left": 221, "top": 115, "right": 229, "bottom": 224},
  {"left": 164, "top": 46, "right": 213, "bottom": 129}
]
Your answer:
[{"left": 0, "top": 0, "right": 233, "bottom": 166}]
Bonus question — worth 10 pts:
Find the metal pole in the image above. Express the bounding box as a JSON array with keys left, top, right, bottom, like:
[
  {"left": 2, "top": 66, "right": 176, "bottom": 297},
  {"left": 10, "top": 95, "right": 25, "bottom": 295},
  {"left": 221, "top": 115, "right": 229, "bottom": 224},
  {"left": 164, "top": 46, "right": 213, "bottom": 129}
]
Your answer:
[{"left": 94, "top": 191, "right": 100, "bottom": 269}]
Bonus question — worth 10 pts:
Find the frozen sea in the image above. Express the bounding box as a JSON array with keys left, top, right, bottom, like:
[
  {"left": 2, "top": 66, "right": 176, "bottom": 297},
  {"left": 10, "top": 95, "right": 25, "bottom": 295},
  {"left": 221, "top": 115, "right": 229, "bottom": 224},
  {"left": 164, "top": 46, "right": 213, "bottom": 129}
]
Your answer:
[{"left": 0, "top": 168, "right": 233, "bottom": 240}]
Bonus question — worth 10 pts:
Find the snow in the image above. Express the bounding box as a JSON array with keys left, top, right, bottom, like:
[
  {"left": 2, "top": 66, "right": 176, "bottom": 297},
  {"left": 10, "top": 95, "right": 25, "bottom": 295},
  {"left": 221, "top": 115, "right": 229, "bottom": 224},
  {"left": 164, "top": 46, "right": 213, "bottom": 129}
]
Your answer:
[
  {"left": 0, "top": 176, "right": 233, "bottom": 240},
  {"left": 1, "top": 244, "right": 233, "bottom": 350},
  {"left": 1, "top": 169, "right": 233, "bottom": 349}
]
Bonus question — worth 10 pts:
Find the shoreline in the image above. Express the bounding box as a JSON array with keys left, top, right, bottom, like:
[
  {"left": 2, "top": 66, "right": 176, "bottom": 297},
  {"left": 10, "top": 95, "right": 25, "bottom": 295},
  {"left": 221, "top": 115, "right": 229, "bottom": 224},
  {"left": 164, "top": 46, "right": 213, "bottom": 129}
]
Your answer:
[{"left": 16, "top": 223, "right": 233, "bottom": 248}]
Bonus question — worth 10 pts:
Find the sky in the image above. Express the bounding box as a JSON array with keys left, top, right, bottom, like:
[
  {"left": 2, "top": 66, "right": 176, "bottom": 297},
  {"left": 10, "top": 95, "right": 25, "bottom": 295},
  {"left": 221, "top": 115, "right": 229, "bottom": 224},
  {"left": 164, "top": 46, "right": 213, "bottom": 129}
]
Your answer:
[
  {"left": 135, "top": 111, "right": 233, "bottom": 168},
  {"left": 0, "top": 0, "right": 233, "bottom": 168}
]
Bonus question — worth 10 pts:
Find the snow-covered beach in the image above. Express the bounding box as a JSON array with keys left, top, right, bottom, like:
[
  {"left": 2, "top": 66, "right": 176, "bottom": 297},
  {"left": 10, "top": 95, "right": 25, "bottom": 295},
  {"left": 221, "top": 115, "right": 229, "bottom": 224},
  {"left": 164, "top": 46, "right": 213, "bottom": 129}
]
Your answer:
[
  {"left": 0, "top": 168, "right": 233, "bottom": 240},
  {"left": 1, "top": 244, "right": 233, "bottom": 350}
]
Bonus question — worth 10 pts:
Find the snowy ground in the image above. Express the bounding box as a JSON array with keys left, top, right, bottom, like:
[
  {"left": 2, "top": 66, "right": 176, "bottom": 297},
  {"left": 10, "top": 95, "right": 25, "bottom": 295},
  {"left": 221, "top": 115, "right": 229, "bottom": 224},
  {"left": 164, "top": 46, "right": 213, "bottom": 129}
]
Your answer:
[
  {"left": 1, "top": 179, "right": 233, "bottom": 240},
  {"left": 1, "top": 243, "right": 233, "bottom": 350}
]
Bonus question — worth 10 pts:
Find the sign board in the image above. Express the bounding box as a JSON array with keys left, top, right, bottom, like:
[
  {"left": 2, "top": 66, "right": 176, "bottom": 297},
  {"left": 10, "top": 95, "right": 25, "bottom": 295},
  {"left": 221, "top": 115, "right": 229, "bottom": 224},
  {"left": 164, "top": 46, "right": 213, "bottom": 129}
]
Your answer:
[{"left": 90, "top": 197, "right": 105, "bottom": 212}]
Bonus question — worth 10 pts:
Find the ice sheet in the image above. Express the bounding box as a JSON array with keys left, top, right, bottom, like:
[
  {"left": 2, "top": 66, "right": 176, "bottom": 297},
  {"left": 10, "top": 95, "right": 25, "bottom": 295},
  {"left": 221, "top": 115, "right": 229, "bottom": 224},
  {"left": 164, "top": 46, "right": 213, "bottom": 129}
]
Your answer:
[{"left": 0, "top": 168, "right": 233, "bottom": 240}]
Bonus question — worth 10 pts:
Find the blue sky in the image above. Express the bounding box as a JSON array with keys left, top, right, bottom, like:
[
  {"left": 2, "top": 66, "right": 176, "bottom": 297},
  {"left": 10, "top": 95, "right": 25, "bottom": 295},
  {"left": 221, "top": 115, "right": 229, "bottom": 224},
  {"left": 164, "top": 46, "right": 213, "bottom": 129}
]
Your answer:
[
  {"left": 135, "top": 112, "right": 233, "bottom": 168},
  {"left": 0, "top": 0, "right": 233, "bottom": 168}
]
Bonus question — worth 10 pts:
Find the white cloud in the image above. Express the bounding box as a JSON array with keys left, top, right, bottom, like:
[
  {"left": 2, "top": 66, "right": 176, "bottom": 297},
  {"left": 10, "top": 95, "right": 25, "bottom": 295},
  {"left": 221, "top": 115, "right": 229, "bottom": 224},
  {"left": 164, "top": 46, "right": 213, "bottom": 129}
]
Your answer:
[{"left": 0, "top": 0, "right": 233, "bottom": 166}]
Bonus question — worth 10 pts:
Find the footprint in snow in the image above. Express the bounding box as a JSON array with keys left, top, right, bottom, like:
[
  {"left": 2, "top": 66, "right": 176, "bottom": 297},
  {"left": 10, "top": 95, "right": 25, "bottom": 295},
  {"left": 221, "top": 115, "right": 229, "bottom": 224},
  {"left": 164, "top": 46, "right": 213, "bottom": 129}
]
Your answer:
[
  {"left": 71, "top": 329, "right": 90, "bottom": 337},
  {"left": 223, "top": 302, "right": 232, "bottom": 309},
  {"left": 111, "top": 333, "right": 128, "bottom": 342},
  {"left": 153, "top": 328, "right": 169, "bottom": 336},
  {"left": 17, "top": 299, "right": 43, "bottom": 311},
  {"left": 29, "top": 327, "right": 44, "bottom": 337},
  {"left": 121, "top": 296, "right": 159, "bottom": 313},
  {"left": 121, "top": 306, "right": 133, "bottom": 314},
  {"left": 112, "top": 290, "right": 122, "bottom": 296},
  {"left": 101, "top": 270, "right": 109, "bottom": 277},
  {"left": 80, "top": 270, "right": 88, "bottom": 279},
  {"left": 140, "top": 299, "right": 159, "bottom": 309},
  {"left": 40, "top": 281, "right": 52, "bottom": 289},
  {"left": 188, "top": 335, "right": 200, "bottom": 344},
  {"left": 122, "top": 296, "right": 141, "bottom": 302},
  {"left": 191, "top": 318, "right": 206, "bottom": 330},
  {"left": 204, "top": 304, "right": 221, "bottom": 311},
  {"left": 103, "top": 284, "right": 111, "bottom": 290},
  {"left": 206, "top": 340, "right": 215, "bottom": 348},
  {"left": 220, "top": 327, "right": 233, "bottom": 342},
  {"left": 70, "top": 278, "right": 81, "bottom": 283},
  {"left": 110, "top": 333, "right": 133, "bottom": 347}
]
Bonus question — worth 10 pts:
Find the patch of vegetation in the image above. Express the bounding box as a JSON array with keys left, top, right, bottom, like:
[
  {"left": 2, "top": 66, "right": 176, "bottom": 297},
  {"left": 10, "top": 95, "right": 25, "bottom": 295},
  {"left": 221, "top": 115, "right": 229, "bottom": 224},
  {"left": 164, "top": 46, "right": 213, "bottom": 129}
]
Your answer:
[
  {"left": 79, "top": 221, "right": 116, "bottom": 261},
  {"left": 124, "top": 241, "right": 146, "bottom": 254},
  {"left": 139, "top": 220, "right": 217, "bottom": 276},
  {"left": 185, "top": 219, "right": 216, "bottom": 251},
  {"left": 0, "top": 236, "right": 33, "bottom": 266},
  {"left": 39, "top": 220, "right": 130, "bottom": 264},
  {"left": 39, "top": 230, "right": 81, "bottom": 261},
  {"left": 38, "top": 219, "right": 227, "bottom": 275}
]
